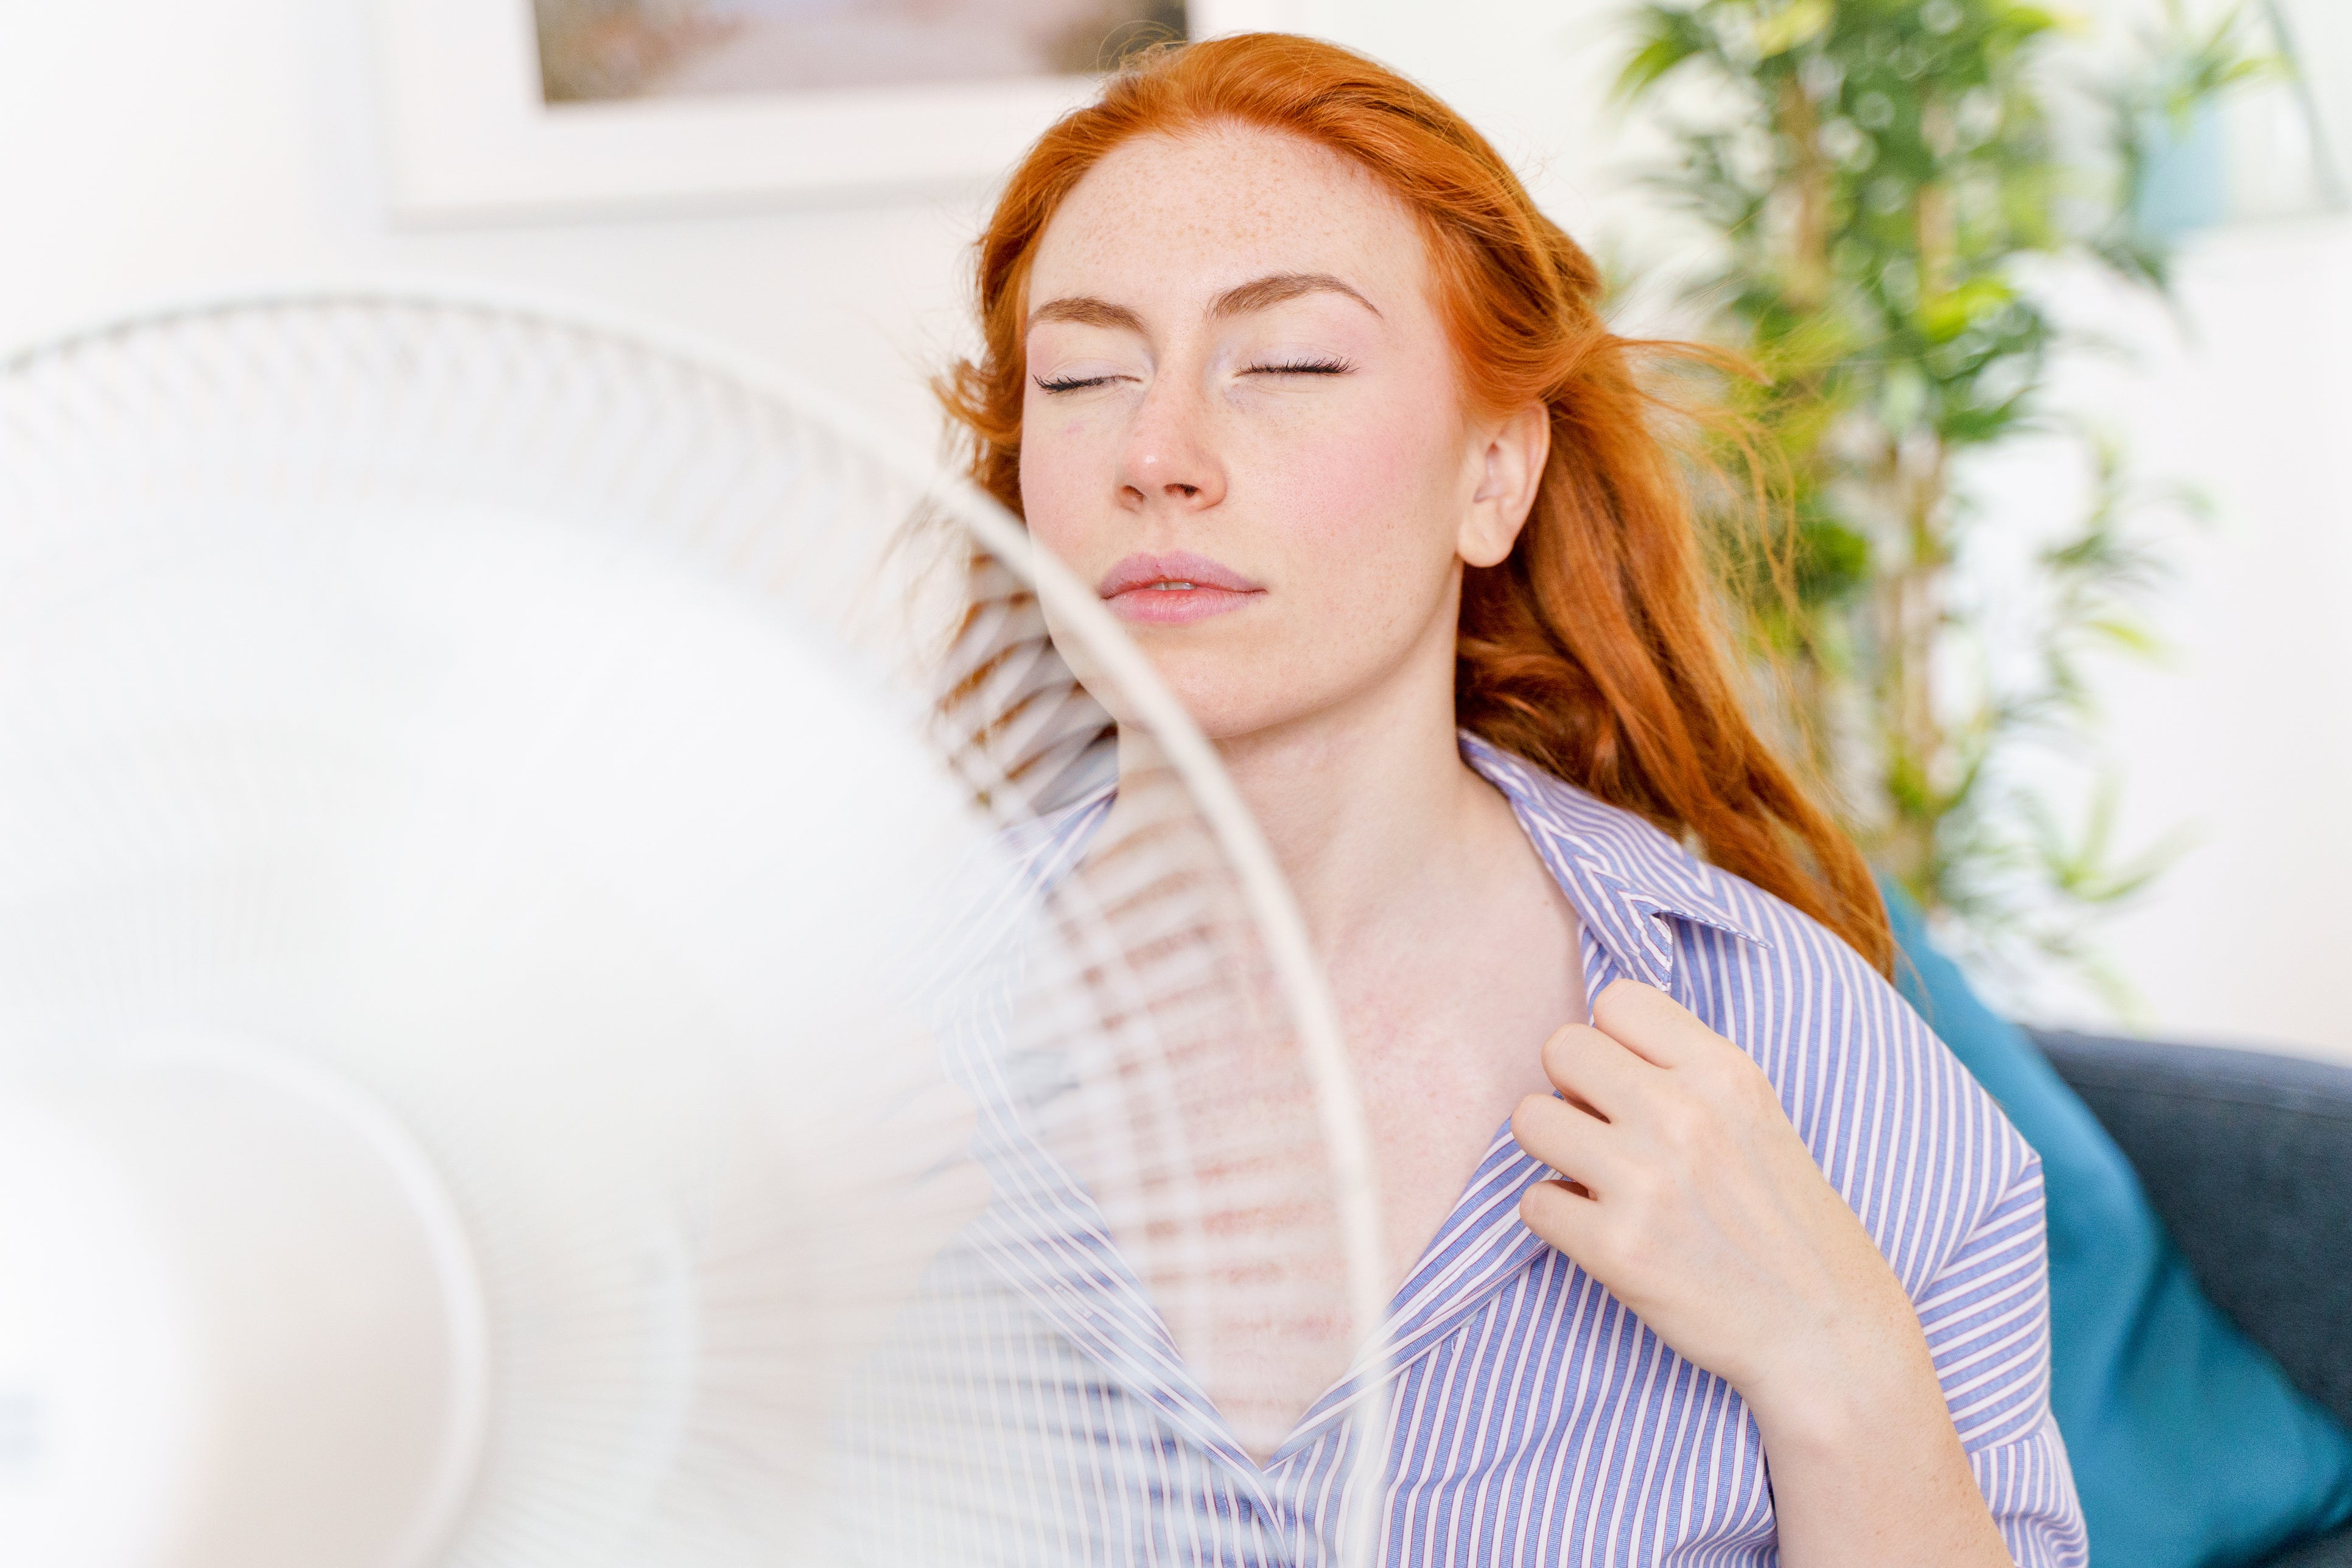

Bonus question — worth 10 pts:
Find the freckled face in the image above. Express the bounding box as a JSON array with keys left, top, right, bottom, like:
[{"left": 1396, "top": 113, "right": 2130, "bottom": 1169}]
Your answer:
[{"left": 1017, "top": 125, "right": 1488, "bottom": 742}]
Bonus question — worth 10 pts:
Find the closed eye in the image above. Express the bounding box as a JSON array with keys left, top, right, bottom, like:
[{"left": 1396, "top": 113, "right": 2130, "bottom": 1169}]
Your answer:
[
  {"left": 1032, "top": 373, "right": 1125, "bottom": 394},
  {"left": 1034, "top": 356, "right": 1352, "bottom": 393},
  {"left": 1245, "top": 356, "right": 1353, "bottom": 376}
]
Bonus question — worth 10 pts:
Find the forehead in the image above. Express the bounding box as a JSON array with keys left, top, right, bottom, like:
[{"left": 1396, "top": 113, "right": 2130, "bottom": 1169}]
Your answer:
[{"left": 1026, "top": 124, "right": 1431, "bottom": 313}]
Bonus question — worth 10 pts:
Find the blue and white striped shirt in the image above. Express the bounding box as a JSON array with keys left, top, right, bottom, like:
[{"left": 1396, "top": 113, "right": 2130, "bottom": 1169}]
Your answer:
[{"left": 844, "top": 734, "right": 2085, "bottom": 1567}]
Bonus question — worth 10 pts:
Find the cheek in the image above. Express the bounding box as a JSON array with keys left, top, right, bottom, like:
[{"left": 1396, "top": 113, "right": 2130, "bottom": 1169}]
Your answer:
[
  {"left": 1015, "top": 409, "right": 1099, "bottom": 561},
  {"left": 1264, "top": 397, "right": 1458, "bottom": 578}
]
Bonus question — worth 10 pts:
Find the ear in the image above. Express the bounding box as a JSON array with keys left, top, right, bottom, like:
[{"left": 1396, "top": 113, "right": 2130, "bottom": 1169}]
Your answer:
[{"left": 1457, "top": 401, "right": 1551, "bottom": 570}]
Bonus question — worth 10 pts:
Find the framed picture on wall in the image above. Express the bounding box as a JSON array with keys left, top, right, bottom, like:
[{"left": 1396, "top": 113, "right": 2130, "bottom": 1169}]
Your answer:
[{"left": 375, "top": 0, "right": 1317, "bottom": 222}]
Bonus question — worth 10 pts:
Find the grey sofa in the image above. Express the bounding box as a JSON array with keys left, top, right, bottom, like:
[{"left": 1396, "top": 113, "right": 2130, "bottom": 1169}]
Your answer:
[{"left": 2028, "top": 1030, "right": 2352, "bottom": 1567}]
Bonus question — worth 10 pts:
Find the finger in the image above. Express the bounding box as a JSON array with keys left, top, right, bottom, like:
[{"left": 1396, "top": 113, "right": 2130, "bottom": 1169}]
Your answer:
[
  {"left": 1589, "top": 978, "right": 1724, "bottom": 1070},
  {"left": 1517, "top": 1177, "right": 1600, "bottom": 1255},
  {"left": 1510, "top": 1091, "right": 1623, "bottom": 1191},
  {"left": 1539, "top": 1020, "right": 1661, "bottom": 1120}
]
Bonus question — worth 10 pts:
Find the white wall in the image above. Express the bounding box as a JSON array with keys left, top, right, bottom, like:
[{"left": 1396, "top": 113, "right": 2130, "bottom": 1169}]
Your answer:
[
  {"left": 2009, "top": 220, "right": 2352, "bottom": 1060},
  {"left": 5, "top": 0, "right": 2345, "bottom": 1057},
  {"left": 0, "top": 0, "right": 1638, "bottom": 452},
  {"left": 2, "top": 1, "right": 1001, "bottom": 447}
]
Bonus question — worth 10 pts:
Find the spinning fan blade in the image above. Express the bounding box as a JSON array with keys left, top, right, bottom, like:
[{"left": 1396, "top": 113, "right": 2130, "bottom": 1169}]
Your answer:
[{"left": 0, "top": 294, "right": 1385, "bottom": 1568}]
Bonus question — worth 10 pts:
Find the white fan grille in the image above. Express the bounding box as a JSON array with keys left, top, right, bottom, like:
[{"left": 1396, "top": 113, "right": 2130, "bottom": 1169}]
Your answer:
[{"left": 0, "top": 293, "right": 1385, "bottom": 1568}]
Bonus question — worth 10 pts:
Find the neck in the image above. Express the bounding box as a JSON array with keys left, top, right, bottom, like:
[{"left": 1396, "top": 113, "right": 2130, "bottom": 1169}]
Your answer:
[{"left": 1120, "top": 625, "right": 1497, "bottom": 957}]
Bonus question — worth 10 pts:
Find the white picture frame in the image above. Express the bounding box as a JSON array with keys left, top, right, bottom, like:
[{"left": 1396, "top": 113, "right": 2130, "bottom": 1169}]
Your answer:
[{"left": 374, "top": 0, "right": 1317, "bottom": 223}]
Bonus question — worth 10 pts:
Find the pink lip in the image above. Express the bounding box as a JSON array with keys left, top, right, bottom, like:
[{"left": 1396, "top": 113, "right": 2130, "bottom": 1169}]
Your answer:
[{"left": 1096, "top": 550, "right": 1265, "bottom": 626}]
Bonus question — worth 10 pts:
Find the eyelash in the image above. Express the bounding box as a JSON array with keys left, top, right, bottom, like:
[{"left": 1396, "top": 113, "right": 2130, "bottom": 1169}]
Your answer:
[
  {"left": 1250, "top": 355, "right": 1353, "bottom": 377},
  {"left": 1030, "top": 357, "right": 1355, "bottom": 394},
  {"left": 1032, "top": 373, "right": 1118, "bottom": 393}
]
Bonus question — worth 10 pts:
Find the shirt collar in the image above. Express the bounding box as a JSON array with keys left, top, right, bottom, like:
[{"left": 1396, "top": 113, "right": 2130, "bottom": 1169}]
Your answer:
[
  {"left": 985, "top": 735, "right": 1775, "bottom": 1000},
  {"left": 1456, "top": 732, "right": 1771, "bottom": 996}
]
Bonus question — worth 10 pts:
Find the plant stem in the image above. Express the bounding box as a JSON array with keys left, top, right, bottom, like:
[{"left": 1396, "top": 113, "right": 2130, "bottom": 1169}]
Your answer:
[
  {"left": 1777, "top": 75, "right": 1833, "bottom": 312},
  {"left": 1874, "top": 432, "right": 1951, "bottom": 905}
]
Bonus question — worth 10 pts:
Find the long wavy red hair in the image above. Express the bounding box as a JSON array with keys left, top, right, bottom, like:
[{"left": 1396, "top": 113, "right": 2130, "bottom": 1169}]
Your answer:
[{"left": 934, "top": 32, "right": 1891, "bottom": 973}]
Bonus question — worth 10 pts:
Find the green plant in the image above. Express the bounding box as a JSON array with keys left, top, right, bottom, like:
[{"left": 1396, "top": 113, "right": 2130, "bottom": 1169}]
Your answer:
[{"left": 1616, "top": 0, "right": 2266, "bottom": 1001}]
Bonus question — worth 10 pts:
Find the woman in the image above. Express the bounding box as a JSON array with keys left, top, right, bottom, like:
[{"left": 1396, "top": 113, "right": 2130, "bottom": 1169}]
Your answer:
[{"left": 900, "top": 30, "right": 2083, "bottom": 1567}]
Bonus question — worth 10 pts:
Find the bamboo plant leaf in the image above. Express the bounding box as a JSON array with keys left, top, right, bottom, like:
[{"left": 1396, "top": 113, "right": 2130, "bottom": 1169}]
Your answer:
[{"left": 1609, "top": 0, "right": 2267, "bottom": 1012}]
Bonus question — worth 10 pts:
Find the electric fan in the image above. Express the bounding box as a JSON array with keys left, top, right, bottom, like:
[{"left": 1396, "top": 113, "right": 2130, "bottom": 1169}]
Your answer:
[{"left": 0, "top": 292, "right": 1388, "bottom": 1568}]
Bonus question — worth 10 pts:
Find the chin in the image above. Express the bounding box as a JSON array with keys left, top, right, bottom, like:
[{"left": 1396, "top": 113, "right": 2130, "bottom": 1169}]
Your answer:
[
  {"left": 1050, "top": 606, "right": 1353, "bottom": 747},
  {"left": 1077, "top": 669, "right": 1274, "bottom": 744},
  {"left": 1056, "top": 637, "right": 1282, "bottom": 743},
  {"left": 1141, "top": 656, "right": 1317, "bottom": 746}
]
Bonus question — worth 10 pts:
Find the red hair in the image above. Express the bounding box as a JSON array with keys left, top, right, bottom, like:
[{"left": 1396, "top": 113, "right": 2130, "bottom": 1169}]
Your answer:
[{"left": 935, "top": 32, "right": 1891, "bottom": 973}]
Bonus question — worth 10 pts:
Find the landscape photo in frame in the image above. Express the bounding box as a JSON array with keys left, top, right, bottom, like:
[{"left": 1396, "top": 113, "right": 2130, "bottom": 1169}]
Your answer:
[{"left": 531, "top": 0, "right": 1189, "bottom": 103}]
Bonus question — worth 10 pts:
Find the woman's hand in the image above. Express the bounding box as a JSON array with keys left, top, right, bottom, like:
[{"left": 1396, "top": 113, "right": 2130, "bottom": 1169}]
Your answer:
[
  {"left": 1508, "top": 978, "right": 1909, "bottom": 1407},
  {"left": 1510, "top": 979, "right": 2013, "bottom": 1567}
]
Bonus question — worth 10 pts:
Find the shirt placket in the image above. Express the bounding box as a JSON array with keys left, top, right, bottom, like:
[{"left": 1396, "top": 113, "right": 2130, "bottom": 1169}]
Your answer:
[{"left": 949, "top": 738, "right": 1773, "bottom": 1564}]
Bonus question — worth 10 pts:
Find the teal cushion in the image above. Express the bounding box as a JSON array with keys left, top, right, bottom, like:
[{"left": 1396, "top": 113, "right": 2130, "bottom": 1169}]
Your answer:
[{"left": 1885, "top": 886, "right": 2352, "bottom": 1567}]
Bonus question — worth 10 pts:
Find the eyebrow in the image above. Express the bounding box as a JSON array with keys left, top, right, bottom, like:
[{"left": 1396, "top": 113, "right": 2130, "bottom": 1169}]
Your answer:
[
  {"left": 1209, "top": 271, "right": 1381, "bottom": 320},
  {"left": 1026, "top": 271, "right": 1382, "bottom": 333}
]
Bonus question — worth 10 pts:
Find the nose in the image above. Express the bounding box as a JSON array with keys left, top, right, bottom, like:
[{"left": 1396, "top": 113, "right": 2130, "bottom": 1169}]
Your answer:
[{"left": 1116, "top": 377, "right": 1225, "bottom": 516}]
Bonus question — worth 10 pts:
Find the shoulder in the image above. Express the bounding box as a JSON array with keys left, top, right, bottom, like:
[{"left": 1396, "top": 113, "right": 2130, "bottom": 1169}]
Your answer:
[{"left": 1465, "top": 735, "right": 2040, "bottom": 1293}]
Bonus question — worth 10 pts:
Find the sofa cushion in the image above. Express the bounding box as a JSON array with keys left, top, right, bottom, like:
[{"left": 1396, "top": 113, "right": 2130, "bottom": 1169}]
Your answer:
[
  {"left": 2269, "top": 1527, "right": 2352, "bottom": 1567},
  {"left": 2028, "top": 1028, "right": 2352, "bottom": 1433},
  {"left": 1886, "top": 887, "right": 2352, "bottom": 1567}
]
